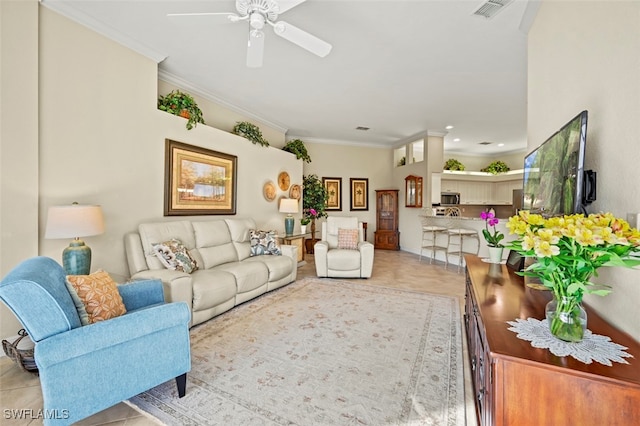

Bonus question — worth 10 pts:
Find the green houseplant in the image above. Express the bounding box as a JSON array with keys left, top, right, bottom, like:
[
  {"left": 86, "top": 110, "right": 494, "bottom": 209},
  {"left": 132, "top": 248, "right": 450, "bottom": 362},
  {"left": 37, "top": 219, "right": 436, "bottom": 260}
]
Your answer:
[
  {"left": 282, "top": 139, "right": 312, "bottom": 163},
  {"left": 232, "top": 121, "right": 270, "bottom": 147},
  {"left": 443, "top": 158, "right": 465, "bottom": 171},
  {"left": 157, "top": 90, "right": 205, "bottom": 130},
  {"left": 481, "top": 160, "right": 510, "bottom": 175},
  {"left": 302, "top": 174, "right": 328, "bottom": 252}
]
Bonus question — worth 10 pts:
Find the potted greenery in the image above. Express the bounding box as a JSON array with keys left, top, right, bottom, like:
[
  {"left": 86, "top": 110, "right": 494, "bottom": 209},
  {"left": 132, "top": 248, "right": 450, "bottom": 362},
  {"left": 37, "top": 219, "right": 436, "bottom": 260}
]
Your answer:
[
  {"left": 443, "top": 158, "right": 465, "bottom": 171},
  {"left": 481, "top": 160, "right": 510, "bottom": 175},
  {"left": 283, "top": 139, "right": 312, "bottom": 163},
  {"left": 157, "top": 90, "right": 205, "bottom": 130},
  {"left": 302, "top": 174, "right": 328, "bottom": 253},
  {"left": 232, "top": 121, "right": 270, "bottom": 147}
]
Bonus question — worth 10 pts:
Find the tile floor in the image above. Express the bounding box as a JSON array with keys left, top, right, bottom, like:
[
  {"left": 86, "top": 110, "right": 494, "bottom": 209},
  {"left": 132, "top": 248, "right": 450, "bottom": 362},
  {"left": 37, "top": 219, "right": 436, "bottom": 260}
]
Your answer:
[{"left": 0, "top": 249, "right": 477, "bottom": 425}]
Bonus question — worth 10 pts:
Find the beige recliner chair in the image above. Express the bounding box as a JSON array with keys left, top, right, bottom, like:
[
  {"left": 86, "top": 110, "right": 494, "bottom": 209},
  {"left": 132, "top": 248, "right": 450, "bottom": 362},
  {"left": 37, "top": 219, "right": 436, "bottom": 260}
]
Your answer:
[{"left": 314, "top": 216, "right": 374, "bottom": 278}]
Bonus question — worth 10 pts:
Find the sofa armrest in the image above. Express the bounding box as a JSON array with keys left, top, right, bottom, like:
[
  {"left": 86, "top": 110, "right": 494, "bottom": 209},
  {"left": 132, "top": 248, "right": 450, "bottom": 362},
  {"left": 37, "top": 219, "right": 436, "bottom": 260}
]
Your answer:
[
  {"left": 118, "top": 279, "right": 164, "bottom": 312},
  {"left": 314, "top": 241, "right": 329, "bottom": 276},
  {"left": 358, "top": 241, "right": 375, "bottom": 278},
  {"left": 131, "top": 270, "right": 194, "bottom": 315},
  {"left": 34, "top": 301, "right": 191, "bottom": 368},
  {"left": 280, "top": 244, "right": 298, "bottom": 261}
]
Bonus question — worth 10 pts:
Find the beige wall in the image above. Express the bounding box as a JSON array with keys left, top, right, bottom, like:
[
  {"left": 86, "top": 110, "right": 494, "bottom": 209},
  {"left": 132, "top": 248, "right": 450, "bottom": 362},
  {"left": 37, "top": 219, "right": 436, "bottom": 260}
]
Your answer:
[
  {"left": 302, "top": 141, "right": 392, "bottom": 242},
  {"left": 0, "top": 6, "right": 301, "bottom": 340},
  {"left": 529, "top": 1, "right": 640, "bottom": 338},
  {"left": 0, "top": 0, "right": 39, "bottom": 337}
]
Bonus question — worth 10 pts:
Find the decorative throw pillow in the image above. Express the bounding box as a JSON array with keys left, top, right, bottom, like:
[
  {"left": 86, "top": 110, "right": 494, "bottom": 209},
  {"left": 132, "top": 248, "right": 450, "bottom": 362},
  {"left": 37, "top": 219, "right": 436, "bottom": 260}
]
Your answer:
[
  {"left": 250, "top": 230, "right": 282, "bottom": 256},
  {"left": 337, "top": 228, "right": 359, "bottom": 250},
  {"left": 65, "top": 270, "right": 127, "bottom": 325},
  {"left": 152, "top": 239, "right": 198, "bottom": 273}
]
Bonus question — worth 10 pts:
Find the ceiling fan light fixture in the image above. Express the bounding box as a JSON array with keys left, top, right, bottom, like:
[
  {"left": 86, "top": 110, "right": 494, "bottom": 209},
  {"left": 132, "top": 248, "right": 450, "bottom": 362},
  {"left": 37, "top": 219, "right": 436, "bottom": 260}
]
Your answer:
[{"left": 250, "top": 13, "right": 266, "bottom": 30}]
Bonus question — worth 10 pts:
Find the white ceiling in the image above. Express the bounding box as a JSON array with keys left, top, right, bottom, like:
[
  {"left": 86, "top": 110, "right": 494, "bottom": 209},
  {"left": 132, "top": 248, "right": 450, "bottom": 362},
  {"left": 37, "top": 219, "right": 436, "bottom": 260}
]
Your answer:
[{"left": 42, "top": 0, "right": 538, "bottom": 155}]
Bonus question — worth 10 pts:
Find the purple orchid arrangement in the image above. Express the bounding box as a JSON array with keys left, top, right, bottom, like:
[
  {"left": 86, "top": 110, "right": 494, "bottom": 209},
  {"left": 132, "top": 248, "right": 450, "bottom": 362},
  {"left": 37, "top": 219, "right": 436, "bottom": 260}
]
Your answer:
[{"left": 481, "top": 211, "right": 505, "bottom": 248}]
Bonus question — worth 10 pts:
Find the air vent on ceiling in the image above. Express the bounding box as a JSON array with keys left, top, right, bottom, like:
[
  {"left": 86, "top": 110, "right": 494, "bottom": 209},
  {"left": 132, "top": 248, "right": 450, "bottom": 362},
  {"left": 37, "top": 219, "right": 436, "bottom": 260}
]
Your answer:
[
  {"left": 478, "top": 141, "right": 492, "bottom": 145},
  {"left": 355, "top": 126, "right": 370, "bottom": 131},
  {"left": 472, "top": 0, "right": 513, "bottom": 19}
]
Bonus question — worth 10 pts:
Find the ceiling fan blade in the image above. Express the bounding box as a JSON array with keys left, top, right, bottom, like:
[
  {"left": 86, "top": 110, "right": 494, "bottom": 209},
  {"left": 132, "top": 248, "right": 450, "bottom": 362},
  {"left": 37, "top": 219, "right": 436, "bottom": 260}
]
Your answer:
[
  {"left": 273, "top": 21, "right": 332, "bottom": 57},
  {"left": 167, "top": 12, "right": 241, "bottom": 23},
  {"left": 277, "top": 0, "right": 307, "bottom": 14},
  {"left": 247, "top": 30, "right": 265, "bottom": 68}
]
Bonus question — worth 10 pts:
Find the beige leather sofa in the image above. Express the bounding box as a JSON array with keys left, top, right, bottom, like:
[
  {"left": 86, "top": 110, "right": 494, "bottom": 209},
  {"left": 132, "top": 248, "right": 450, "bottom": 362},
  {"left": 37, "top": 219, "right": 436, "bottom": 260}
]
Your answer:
[{"left": 124, "top": 218, "right": 297, "bottom": 326}]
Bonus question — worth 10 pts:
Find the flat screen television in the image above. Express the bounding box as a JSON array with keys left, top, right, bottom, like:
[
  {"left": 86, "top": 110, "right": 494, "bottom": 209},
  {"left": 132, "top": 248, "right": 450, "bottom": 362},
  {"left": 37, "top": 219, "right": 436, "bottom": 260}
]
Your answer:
[{"left": 522, "top": 110, "right": 591, "bottom": 216}]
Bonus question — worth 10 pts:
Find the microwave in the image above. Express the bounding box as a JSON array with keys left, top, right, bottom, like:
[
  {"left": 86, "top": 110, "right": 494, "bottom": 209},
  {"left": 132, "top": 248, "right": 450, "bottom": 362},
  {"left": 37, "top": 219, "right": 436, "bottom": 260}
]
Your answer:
[{"left": 441, "top": 192, "right": 460, "bottom": 205}]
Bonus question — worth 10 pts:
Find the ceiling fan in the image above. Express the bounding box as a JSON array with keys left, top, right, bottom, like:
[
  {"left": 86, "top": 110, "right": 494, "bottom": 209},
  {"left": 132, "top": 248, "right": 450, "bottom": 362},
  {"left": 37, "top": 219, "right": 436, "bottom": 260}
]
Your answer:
[{"left": 168, "top": 0, "right": 332, "bottom": 68}]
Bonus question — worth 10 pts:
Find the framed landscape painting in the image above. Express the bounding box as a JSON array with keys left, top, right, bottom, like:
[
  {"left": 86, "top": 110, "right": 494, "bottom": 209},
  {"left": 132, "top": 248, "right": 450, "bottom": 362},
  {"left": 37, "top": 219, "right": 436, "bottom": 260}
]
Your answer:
[
  {"left": 164, "top": 139, "right": 237, "bottom": 216},
  {"left": 322, "top": 177, "right": 342, "bottom": 211},
  {"left": 350, "top": 178, "right": 369, "bottom": 211}
]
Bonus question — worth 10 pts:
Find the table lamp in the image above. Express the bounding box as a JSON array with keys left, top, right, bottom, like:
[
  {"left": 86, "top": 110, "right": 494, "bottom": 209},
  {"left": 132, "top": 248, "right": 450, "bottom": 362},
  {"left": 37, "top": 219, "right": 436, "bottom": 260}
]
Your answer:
[
  {"left": 279, "top": 198, "right": 298, "bottom": 236},
  {"left": 45, "top": 203, "right": 105, "bottom": 275}
]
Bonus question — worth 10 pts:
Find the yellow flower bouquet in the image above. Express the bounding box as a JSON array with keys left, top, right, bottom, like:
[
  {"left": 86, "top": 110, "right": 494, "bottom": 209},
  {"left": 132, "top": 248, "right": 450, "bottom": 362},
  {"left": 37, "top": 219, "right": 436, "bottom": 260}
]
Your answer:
[{"left": 506, "top": 211, "right": 640, "bottom": 341}]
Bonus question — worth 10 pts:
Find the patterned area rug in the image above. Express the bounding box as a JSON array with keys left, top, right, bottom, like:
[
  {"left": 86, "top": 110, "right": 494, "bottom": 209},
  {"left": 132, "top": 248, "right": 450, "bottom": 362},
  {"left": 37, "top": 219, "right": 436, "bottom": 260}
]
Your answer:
[{"left": 127, "top": 278, "right": 465, "bottom": 425}]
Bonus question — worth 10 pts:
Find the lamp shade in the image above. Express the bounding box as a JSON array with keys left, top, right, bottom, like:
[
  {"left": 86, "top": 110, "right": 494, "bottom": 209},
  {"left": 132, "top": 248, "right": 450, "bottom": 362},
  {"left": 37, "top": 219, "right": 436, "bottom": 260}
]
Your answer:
[
  {"left": 45, "top": 204, "right": 105, "bottom": 239},
  {"left": 279, "top": 198, "right": 299, "bottom": 214}
]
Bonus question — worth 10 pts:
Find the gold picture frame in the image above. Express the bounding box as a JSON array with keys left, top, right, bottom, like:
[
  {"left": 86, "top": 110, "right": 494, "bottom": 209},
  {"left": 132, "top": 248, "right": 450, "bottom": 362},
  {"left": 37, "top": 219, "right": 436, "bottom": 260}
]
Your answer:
[
  {"left": 164, "top": 139, "right": 237, "bottom": 216},
  {"left": 349, "top": 178, "right": 369, "bottom": 211},
  {"left": 322, "top": 177, "right": 342, "bottom": 211}
]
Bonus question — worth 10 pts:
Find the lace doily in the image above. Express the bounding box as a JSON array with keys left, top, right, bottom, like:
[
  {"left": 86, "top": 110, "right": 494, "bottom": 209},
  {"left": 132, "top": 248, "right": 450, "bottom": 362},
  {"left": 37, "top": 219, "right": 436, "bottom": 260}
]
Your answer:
[{"left": 506, "top": 317, "right": 633, "bottom": 366}]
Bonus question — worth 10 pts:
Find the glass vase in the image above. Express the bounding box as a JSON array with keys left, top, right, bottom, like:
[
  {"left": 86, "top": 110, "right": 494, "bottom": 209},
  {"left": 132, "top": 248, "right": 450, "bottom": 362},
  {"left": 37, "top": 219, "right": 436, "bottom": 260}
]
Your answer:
[{"left": 545, "top": 295, "right": 587, "bottom": 342}]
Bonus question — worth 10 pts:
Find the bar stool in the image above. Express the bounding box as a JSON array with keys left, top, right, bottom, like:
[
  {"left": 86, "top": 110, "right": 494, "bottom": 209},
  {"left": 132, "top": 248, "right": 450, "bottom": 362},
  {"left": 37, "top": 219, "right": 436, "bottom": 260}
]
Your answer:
[
  {"left": 444, "top": 207, "right": 480, "bottom": 272},
  {"left": 419, "top": 211, "right": 448, "bottom": 263}
]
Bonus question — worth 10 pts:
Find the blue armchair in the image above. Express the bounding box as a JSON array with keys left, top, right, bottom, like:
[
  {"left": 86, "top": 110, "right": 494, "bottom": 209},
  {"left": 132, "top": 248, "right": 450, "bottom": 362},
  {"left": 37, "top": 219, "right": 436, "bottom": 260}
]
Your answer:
[{"left": 0, "top": 256, "right": 191, "bottom": 425}]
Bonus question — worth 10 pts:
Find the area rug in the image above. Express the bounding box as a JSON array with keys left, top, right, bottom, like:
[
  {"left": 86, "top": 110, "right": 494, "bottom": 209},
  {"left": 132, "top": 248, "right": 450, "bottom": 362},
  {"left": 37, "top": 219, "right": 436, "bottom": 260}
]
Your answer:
[{"left": 127, "top": 278, "right": 465, "bottom": 425}]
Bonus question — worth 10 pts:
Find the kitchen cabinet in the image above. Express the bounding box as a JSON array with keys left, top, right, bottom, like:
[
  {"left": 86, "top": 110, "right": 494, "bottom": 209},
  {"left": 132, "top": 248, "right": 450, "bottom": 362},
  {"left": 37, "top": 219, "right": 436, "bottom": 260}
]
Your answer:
[
  {"left": 465, "top": 255, "right": 640, "bottom": 426},
  {"left": 441, "top": 171, "right": 523, "bottom": 205}
]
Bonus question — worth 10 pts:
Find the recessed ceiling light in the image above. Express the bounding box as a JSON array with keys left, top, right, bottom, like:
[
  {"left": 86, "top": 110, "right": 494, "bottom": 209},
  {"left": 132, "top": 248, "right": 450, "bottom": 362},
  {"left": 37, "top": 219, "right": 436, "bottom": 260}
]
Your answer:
[
  {"left": 445, "top": 125, "right": 454, "bottom": 130},
  {"left": 498, "top": 143, "right": 505, "bottom": 147},
  {"left": 355, "top": 126, "right": 370, "bottom": 131},
  {"left": 453, "top": 138, "right": 460, "bottom": 142}
]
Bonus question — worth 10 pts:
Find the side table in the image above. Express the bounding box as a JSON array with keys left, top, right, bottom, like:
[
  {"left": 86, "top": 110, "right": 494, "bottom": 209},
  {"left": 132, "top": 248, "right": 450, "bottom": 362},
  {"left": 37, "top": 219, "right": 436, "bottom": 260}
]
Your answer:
[{"left": 279, "top": 232, "right": 311, "bottom": 263}]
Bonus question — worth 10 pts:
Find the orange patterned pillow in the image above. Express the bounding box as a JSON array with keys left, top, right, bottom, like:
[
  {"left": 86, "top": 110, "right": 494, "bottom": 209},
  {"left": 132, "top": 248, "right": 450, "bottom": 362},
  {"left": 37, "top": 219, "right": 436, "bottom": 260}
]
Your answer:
[
  {"left": 337, "top": 228, "right": 359, "bottom": 250},
  {"left": 66, "top": 270, "right": 127, "bottom": 325}
]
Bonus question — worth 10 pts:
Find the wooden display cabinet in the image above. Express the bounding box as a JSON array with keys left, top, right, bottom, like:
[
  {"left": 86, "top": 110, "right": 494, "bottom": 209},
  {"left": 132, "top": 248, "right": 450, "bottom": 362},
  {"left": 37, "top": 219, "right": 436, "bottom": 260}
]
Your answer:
[
  {"left": 374, "top": 189, "right": 400, "bottom": 250},
  {"left": 464, "top": 255, "right": 640, "bottom": 426}
]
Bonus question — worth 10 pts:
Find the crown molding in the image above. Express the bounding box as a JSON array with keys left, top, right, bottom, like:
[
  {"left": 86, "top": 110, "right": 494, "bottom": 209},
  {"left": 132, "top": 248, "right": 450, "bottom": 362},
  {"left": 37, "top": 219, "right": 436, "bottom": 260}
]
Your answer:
[
  {"left": 40, "top": 0, "right": 167, "bottom": 63},
  {"left": 158, "top": 70, "right": 289, "bottom": 134}
]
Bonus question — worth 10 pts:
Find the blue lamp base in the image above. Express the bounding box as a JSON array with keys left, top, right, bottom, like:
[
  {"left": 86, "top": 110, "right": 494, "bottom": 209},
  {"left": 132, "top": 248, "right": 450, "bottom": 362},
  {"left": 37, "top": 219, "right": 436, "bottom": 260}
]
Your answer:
[
  {"left": 63, "top": 239, "right": 92, "bottom": 275},
  {"left": 284, "top": 216, "right": 294, "bottom": 235}
]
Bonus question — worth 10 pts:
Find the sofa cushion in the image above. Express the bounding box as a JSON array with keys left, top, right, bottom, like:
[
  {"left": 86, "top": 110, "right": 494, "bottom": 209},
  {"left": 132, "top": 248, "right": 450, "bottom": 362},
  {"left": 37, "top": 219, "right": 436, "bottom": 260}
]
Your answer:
[
  {"left": 139, "top": 221, "right": 195, "bottom": 270},
  {"left": 337, "top": 228, "right": 359, "bottom": 250},
  {"left": 65, "top": 271, "right": 127, "bottom": 325},
  {"left": 152, "top": 239, "right": 199, "bottom": 273},
  {"left": 192, "top": 221, "right": 238, "bottom": 269},
  {"left": 246, "top": 255, "right": 294, "bottom": 282},
  {"left": 190, "top": 270, "right": 237, "bottom": 312},
  {"left": 326, "top": 249, "right": 362, "bottom": 271},
  {"left": 216, "top": 261, "right": 269, "bottom": 294},
  {"left": 250, "top": 230, "right": 282, "bottom": 256},
  {"left": 225, "top": 218, "right": 256, "bottom": 261}
]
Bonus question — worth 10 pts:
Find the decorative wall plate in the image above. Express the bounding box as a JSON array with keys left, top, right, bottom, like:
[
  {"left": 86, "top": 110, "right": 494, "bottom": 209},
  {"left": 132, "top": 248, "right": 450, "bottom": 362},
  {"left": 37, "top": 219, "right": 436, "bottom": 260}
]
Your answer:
[
  {"left": 263, "top": 181, "right": 277, "bottom": 202},
  {"left": 289, "top": 184, "right": 301, "bottom": 200},
  {"left": 278, "top": 171, "right": 290, "bottom": 191}
]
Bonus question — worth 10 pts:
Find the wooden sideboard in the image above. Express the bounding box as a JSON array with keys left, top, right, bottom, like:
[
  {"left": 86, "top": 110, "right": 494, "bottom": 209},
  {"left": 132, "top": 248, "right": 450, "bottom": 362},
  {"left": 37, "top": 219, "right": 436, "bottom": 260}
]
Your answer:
[{"left": 464, "top": 255, "right": 640, "bottom": 426}]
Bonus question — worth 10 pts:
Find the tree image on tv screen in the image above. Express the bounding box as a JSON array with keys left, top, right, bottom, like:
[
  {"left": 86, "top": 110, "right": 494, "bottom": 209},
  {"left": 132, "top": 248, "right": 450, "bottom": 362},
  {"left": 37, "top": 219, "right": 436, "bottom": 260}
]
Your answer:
[{"left": 524, "top": 118, "right": 582, "bottom": 216}]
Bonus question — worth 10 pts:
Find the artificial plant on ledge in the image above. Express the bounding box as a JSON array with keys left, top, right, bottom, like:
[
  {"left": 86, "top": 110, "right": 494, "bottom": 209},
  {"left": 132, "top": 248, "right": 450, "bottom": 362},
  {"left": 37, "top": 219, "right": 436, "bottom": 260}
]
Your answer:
[
  {"left": 232, "top": 121, "right": 270, "bottom": 147},
  {"left": 282, "top": 139, "right": 312, "bottom": 163},
  {"left": 157, "top": 90, "right": 205, "bottom": 130}
]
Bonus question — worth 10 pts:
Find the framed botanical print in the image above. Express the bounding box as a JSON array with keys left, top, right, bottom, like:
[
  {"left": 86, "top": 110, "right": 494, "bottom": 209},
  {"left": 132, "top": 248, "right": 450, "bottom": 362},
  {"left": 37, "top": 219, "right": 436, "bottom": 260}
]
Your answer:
[
  {"left": 164, "top": 139, "right": 237, "bottom": 215},
  {"left": 322, "top": 177, "right": 342, "bottom": 211},
  {"left": 349, "top": 178, "right": 369, "bottom": 211}
]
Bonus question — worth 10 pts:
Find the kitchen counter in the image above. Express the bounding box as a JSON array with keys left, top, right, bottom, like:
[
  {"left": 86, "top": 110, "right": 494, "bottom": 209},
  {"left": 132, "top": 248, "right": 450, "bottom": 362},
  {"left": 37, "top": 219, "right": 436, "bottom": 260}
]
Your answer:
[{"left": 419, "top": 215, "right": 514, "bottom": 261}]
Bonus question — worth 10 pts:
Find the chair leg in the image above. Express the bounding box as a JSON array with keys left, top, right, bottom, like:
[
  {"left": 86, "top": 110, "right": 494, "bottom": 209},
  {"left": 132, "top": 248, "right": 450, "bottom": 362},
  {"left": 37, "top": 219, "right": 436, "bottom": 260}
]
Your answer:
[{"left": 175, "top": 373, "right": 187, "bottom": 398}]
